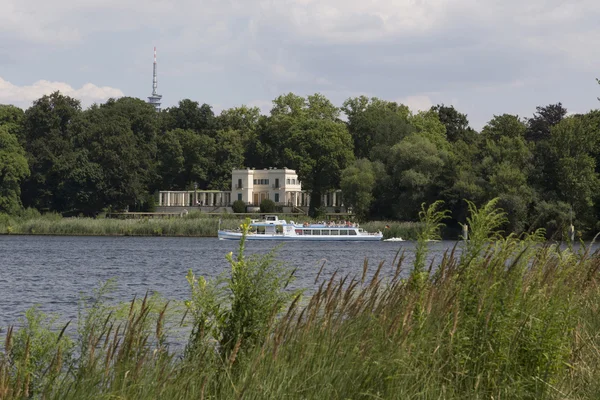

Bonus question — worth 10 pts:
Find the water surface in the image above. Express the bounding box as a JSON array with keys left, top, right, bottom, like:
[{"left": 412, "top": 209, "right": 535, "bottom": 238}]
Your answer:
[{"left": 0, "top": 236, "right": 459, "bottom": 328}]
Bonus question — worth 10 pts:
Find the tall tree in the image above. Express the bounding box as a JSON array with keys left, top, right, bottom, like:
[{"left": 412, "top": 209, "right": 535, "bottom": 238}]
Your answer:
[
  {"left": 162, "top": 99, "right": 216, "bottom": 134},
  {"left": 0, "top": 105, "right": 25, "bottom": 137},
  {"left": 282, "top": 118, "right": 354, "bottom": 215},
  {"left": 0, "top": 126, "right": 29, "bottom": 214},
  {"left": 431, "top": 104, "right": 477, "bottom": 143},
  {"left": 342, "top": 96, "right": 411, "bottom": 159},
  {"left": 479, "top": 115, "right": 533, "bottom": 233},
  {"left": 526, "top": 103, "right": 567, "bottom": 143},
  {"left": 340, "top": 159, "right": 377, "bottom": 220},
  {"left": 71, "top": 97, "right": 159, "bottom": 211},
  {"left": 20, "top": 91, "right": 82, "bottom": 211}
]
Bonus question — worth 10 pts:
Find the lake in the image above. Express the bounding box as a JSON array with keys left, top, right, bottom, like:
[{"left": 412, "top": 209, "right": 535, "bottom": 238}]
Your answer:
[{"left": 0, "top": 235, "right": 460, "bottom": 328}]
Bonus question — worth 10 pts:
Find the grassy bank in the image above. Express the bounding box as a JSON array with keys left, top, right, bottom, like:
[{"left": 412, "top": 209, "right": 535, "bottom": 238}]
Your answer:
[
  {"left": 0, "top": 213, "right": 240, "bottom": 237},
  {"left": 2, "top": 200, "right": 600, "bottom": 399},
  {"left": 0, "top": 210, "right": 423, "bottom": 238}
]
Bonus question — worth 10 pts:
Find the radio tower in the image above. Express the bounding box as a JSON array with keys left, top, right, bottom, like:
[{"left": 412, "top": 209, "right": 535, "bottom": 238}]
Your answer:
[{"left": 147, "top": 46, "right": 162, "bottom": 112}]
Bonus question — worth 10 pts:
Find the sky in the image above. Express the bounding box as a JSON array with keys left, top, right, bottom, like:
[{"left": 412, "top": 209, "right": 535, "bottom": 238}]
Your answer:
[{"left": 1, "top": 0, "right": 600, "bottom": 130}]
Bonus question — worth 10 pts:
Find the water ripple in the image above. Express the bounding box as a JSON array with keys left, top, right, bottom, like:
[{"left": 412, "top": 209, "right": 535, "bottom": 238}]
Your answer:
[{"left": 0, "top": 235, "right": 458, "bottom": 328}]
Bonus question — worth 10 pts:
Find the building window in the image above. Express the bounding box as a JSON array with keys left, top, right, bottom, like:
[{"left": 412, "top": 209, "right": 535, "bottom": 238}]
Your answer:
[
  {"left": 274, "top": 193, "right": 279, "bottom": 202},
  {"left": 253, "top": 179, "right": 257, "bottom": 185},
  {"left": 238, "top": 193, "right": 242, "bottom": 201},
  {"left": 238, "top": 178, "right": 242, "bottom": 189},
  {"left": 275, "top": 178, "right": 279, "bottom": 188},
  {"left": 287, "top": 179, "right": 290, "bottom": 184},
  {"left": 292, "top": 179, "right": 296, "bottom": 184}
]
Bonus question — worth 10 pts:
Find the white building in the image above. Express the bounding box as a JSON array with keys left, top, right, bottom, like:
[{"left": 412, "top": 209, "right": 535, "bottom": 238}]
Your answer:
[
  {"left": 231, "top": 167, "right": 308, "bottom": 207},
  {"left": 157, "top": 167, "right": 343, "bottom": 210}
]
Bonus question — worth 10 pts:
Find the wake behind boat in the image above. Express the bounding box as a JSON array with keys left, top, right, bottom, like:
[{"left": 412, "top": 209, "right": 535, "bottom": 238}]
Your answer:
[{"left": 218, "top": 215, "right": 383, "bottom": 241}]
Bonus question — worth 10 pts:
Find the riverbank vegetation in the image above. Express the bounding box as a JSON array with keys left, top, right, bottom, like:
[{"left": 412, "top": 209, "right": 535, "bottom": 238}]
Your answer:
[
  {"left": 0, "top": 209, "right": 420, "bottom": 238},
  {"left": 3, "top": 201, "right": 600, "bottom": 399},
  {"left": 2, "top": 91, "right": 600, "bottom": 239}
]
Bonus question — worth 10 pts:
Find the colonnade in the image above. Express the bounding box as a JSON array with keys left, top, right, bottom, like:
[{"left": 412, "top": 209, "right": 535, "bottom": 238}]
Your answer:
[{"left": 158, "top": 191, "right": 231, "bottom": 207}]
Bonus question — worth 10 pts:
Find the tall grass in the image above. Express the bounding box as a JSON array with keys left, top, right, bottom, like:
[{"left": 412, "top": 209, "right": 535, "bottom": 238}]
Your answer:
[
  {"left": 0, "top": 212, "right": 241, "bottom": 237},
  {"left": 0, "top": 210, "right": 423, "bottom": 238},
  {"left": 361, "top": 220, "right": 423, "bottom": 239},
  {"left": 2, "top": 199, "right": 600, "bottom": 399}
]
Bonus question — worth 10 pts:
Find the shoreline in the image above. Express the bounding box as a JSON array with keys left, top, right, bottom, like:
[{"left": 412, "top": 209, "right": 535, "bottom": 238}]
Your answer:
[{"left": 0, "top": 215, "right": 422, "bottom": 240}]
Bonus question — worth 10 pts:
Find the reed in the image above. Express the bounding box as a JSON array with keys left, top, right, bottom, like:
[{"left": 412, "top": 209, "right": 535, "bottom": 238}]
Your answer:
[
  {"left": 0, "top": 212, "right": 242, "bottom": 237},
  {"left": 2, "top": 199, "right": 600, "bottom": 399},
  {"left": 360, "top": 220, "right": 423, "bottom": 239}
]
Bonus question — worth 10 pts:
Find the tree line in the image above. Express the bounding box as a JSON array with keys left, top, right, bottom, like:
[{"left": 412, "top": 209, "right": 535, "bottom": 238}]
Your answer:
[{"left": 0, "top": 91, "right": 598, "bottom": 238}]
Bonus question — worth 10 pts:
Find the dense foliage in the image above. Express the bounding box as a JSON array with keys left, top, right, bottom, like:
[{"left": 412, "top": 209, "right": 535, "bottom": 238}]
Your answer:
[{"left": 2, "top": 92, "right": 600, "bottom": 237}]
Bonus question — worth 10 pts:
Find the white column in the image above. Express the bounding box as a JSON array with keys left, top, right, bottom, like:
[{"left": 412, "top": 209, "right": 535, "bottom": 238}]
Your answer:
[
  {"left": 167, "top": 192, "right": 171, "bottom": 206},
  {"left": 333, "top": 192, "right": 337, "bottom": 207}
]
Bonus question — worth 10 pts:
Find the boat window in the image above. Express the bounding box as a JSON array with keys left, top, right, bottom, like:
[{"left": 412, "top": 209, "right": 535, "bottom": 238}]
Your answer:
[
  {"left": 340, "top": 230, "right": 348, "bottom": 236},
  {"left": 276, "top": 225, "right": 283, "bottom": 233},
  {"left": 321, "top": 230, "right": 330, "bottom": 235},
  {"left": 303, "top": 229, "right": 311, "bottom": 235},
  {"left": 257, "top": 226, "right": 265, "bottom": 234},
  {"left": 349, "top": 230, "right": 357, "bottom": 235},
  {"left": 330, "top": 230, "right": 339, "bottom": 235},
  {"left": 312, "top": 230, "right": 321, "bottom": 235},
  {"left": 295, "top": 229, "right": 302, "bottom": 235}
]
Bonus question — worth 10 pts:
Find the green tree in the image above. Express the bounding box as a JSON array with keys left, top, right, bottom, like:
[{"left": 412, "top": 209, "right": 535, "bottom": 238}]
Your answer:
[
  {"left": 209, "top": 129, "right": 245, "bottom": 190},
  {"left": 161, "top": 99, "right": 216, "bottom": 134},
  {"left": 526, "top": 103, "right": 567, "bottom": 143},
  {"left": 177, "top": 129, "right": 216, "bottom": 190},
  {"left": 0, "top": 104, "right": 25, "bottom": 137},
  {"left": 478, "top": 115, "right": 533, "bottom": 233},
  {"left": 342, "top": 96, "right": 411, "bottom": 159},
  {"left": 20, "top": 91, "right": 82, "bottom": 211},
  {"left": 388, "top": 134, "right": 449, "bottom": 219},
  {"left": 431, "top": 104, "right": 477, "bottom": 143},
  {"left": 282, "top": 118, "right": 354, "bottom": 215},
  {"left": 0, "top": 126, "right": 29, "bottom": 214},
  {"left": 546, "top": 116, "right": 600, "bottom": 229},
  {"left": 340, "top": 159, "right": 377, "bottom": 220},
  {"left": 156, "top": 130, "right": 185, "bottom": 190},
  {"left": 71, "top": 97, "right": 159, "bottom": 211}
]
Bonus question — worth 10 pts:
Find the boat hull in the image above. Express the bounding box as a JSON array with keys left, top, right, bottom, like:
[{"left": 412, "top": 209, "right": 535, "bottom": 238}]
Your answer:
[{"left": 218, "top": 230, "right": 383, "bottom": 241}]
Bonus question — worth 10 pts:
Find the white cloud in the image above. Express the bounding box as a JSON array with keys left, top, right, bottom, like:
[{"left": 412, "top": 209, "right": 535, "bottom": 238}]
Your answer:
[{"left": 0, "top": 77, "right": 124, "bottom": 108}]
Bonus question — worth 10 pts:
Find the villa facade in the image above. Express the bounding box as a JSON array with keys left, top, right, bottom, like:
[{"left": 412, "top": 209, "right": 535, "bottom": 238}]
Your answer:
[{"left": 157, "top": 168, "right": 344, "bottom": 212}]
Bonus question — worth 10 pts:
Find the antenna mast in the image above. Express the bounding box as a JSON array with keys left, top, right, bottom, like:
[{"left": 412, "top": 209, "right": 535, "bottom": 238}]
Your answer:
[{"left": 147, "top": 46, "right": 162, "bottom": 112}]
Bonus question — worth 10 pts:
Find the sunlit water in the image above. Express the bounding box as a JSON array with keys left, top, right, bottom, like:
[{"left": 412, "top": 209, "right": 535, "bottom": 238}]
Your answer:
[{"left": 0, "top": 236, "right": 461, "bottom": 329}]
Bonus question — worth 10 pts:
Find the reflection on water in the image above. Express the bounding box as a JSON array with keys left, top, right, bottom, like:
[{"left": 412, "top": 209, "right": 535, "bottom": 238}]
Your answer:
[{"left": 0, "top": 235, "right": 460, "bottom": 328}]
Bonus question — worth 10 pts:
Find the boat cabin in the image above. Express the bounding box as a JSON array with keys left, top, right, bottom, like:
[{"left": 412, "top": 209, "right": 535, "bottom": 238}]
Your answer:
[{"left": 294, "top": 227, "right": 359, "bottom": 236}]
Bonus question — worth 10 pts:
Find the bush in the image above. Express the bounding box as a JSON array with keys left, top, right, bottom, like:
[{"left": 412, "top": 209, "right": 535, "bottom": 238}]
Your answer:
[
  {"left": 232, "top": 200, "right": 246, "bottom": 213},
  {"left": 260, "top": 198, "right": 276, "bottom": 213}
]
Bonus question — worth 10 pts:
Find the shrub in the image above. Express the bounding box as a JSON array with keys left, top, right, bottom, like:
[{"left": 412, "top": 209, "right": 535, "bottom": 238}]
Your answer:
[
  {"left": 185, "top": 219, "right": 298, "bottom": 358},
  {"left": 260, "top": 199, "right": 276, "bottom": 213},
  {"left": 232, "top": 200, "right": 246, "bottom": 213}
]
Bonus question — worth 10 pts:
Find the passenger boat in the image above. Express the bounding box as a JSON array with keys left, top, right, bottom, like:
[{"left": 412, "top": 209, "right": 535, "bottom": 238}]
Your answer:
[{"left": 218, "top": 215, "right": 383, "bottom": 241}]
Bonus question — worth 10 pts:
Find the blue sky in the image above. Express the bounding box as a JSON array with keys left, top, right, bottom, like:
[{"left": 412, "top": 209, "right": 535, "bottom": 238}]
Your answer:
[{"left": 1, "top": 0, "right": 599, "bottom": 129}]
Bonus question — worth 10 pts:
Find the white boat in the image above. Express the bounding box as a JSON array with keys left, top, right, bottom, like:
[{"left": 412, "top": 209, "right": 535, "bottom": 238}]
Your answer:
[{"left": 218, "top": 215, "right": 383, "bottom": 241}]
